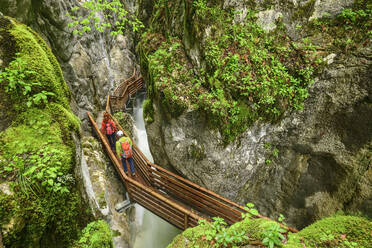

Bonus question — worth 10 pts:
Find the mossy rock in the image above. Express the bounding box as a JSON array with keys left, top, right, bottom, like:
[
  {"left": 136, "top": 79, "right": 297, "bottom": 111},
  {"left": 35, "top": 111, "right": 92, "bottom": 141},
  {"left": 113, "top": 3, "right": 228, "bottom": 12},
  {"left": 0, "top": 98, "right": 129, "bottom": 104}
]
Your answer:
[
  {"left": 143, "top": 99, "right": 154, "bottom": 124},
  {"left": 73, "top": 220, "right": 113, "bottom": 248},
  {"left": 113, "top": 111, "right": 134, "bottom": 138},
  {"left": 168, "top": 215, "right": 372, "bottom": 248},
  {"left": 0, "top": 16, "right": 89, "bottom": 247},
  {"left": 285, "top": 215, "right": 372, "bottom": 248},
  {"left": 167, "top": 217, "right": 279, "bottom": 248}
]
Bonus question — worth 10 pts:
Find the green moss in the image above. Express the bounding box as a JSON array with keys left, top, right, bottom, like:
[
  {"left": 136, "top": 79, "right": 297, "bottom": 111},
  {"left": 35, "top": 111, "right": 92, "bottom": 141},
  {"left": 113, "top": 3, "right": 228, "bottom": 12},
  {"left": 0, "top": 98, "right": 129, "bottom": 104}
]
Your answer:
[
  {"left": 285, "top": 216, "right": 372, "bottom": 248},
  {"left": 188, "top": 144, "right": 206, "bottom": 161},
  {"left": 140, "top": 37, "right": 197, "bottom": 119},
  {"left": 168, "top": 215, "right": 372, "bottom": 248},
  {"left": 73, "top": 220, "right": 113, "bottom": 248},
  {"left": 293, "top": 0, "right": 316, "bottom": 20},
  {"left": 139, "top": 3, "right": 320, "bottom": 141},
  {"left": 0, "top": 16, "right": 88, "bottom": 247},
  {"left": 167, "top": 217, "right": 280, "bottom": 248},
  {"left": 143, "top": 99, "right": 154, "bottom": 123},
  {"left": 229, "top": 217, "right": 279, "bottom": 241},
  {"left": 0, "top": 17, "right": 17, "bottom": 67},
  {"left": 0, "top": 191, "right": 16, "bottom": 227},
  {"left": 9, "top": 18, "right": 70, "bottom": 108},
  {"left": 167, "top": 224, "right": 209, "bottom": 248},
  {"left": 113, "top": 111, "right": 133, "bottom": 137}
]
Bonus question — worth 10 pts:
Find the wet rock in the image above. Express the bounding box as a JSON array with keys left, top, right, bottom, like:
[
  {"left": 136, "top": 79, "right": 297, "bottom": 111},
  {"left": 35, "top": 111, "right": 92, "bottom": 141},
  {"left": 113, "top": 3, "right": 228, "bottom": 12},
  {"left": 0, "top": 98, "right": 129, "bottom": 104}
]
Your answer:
[{"left": 81, "top": 136, "right": 130, "bottom": 248}]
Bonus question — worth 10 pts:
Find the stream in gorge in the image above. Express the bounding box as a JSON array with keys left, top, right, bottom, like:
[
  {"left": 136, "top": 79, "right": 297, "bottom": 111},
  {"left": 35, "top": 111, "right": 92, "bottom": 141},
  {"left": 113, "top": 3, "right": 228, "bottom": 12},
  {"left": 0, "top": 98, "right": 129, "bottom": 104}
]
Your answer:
[{"left": 131, "top": 92, "right": 181, "bottom": 248}]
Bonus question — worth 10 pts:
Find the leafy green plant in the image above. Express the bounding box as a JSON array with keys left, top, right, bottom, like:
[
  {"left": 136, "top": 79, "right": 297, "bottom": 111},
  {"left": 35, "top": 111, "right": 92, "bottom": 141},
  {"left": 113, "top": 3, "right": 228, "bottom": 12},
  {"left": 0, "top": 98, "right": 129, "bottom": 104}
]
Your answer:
[
  {"left": 193, "top": 0, "right": 208, "bottom": 17},
  {"left": 262, "top": 222, "right": 286, "bottom": 248},
  {"left": 27, "top": 91, "right": 56, "bottom": 107},
  {"left": 139, "top": 1, "right": 322, "bottom": 142},
  {"left": 242, "top": 204, "right": 288, "bottom": 248},
  {"left": 242, "top": 203, "right": 259, "bottom": 219},
  {"left": 0, "top": 55, "right": 36, "bottom": 94},
  {"left": 66, "top": 0, "right": 144, "bottom": 36},
  {"left": 272, "top": 148, "right": 279, "bottom": 158},
  {"left": 7, "top": 145, "right": 70, "bottom": 195},
  {"left": 74, "top": 220, "right": 113, "bottom": 248},
  {"left": 198, "top": 217, "right": 248, "bottom": 247},
  {"left": 0, "top": 54, "right": 55, "bottom": 108}
]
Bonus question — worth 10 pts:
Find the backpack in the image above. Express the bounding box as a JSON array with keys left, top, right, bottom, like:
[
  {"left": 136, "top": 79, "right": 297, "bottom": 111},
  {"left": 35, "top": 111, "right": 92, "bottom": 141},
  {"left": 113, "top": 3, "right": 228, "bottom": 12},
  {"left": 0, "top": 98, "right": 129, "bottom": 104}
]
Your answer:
[
  {"left": 105, "top": 121, "right": 114, "bottom": 135},
  {"left": 120, "top": 140, "right": 132, "bottom": 158}
]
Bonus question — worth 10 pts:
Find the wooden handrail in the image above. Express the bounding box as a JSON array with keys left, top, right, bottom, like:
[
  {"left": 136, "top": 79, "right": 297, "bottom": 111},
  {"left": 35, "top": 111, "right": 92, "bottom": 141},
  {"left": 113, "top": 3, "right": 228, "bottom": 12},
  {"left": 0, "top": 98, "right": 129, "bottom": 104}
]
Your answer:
[
  {"left": 109, "top": 74, "right": 143, "bottom": 113},
  {"left": 88, "top": 112, "right": 203, "bottom": 230},
  {"left": 110, "top": 112, "right": 242, "bottom": 213},
  {"left": 108, "top": 112, "right": 244, "bottom": 222},
  {"left": 105, "top": 95, "right": 111, "bottom": 114},
  {"left": 107, "top": 110, "right": 299, "bottom": 233},
  {"left": 112, "top": 68, "right": 137, "bottom": 96},
  {"left": 93, "top": 66, "right": 301, "bottom": 233}
]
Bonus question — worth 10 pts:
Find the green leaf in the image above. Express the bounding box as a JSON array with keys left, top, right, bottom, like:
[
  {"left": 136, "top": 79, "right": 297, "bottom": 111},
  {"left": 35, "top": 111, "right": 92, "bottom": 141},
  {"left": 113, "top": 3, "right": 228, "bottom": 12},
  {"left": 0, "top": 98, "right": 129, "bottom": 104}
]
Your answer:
[
  {"left": 246, "top": 202, "right": 255, "bottom": 208},
  {"left": 249, "top": 208, "right": 259, "bottom": 216},
  {"left": 23, "top": 166, "right": 37, "bottom": 176}
]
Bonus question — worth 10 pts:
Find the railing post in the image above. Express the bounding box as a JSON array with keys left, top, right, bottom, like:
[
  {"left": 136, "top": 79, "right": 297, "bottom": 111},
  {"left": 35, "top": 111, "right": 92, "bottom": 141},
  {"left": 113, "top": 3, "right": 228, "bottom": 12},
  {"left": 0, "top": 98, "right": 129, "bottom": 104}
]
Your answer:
[{"left": 184, "top": 214, "right": 189, "bottom": 229}]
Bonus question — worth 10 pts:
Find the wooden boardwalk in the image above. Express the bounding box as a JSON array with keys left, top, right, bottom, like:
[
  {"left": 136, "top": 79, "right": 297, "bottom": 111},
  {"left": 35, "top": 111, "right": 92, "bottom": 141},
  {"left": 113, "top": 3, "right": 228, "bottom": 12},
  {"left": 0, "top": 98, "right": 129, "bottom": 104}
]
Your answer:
[{"left": 87, "top": 73, "right": 299, "bottom": 232}]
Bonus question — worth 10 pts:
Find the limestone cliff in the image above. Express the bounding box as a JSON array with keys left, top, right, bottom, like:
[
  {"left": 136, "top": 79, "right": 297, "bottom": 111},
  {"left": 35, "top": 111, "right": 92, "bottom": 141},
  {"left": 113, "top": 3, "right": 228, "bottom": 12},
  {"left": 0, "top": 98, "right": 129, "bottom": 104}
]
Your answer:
[
  {"left": 0, "top": 0, "right": 139, "bottom": 129},
  {"left": 139, "top": 0, "right": 372, "bottom": 228},
  {"left": 0, "top": 0, "right": 140, "bottom": 246}
]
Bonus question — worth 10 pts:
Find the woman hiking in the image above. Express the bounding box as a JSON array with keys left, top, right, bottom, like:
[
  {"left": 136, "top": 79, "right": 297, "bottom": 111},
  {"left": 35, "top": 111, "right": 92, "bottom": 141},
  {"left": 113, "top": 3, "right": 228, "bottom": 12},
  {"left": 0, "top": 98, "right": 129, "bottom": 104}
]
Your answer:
[{"left": 101, "top": 112, "right": 117, "bottom": 150}]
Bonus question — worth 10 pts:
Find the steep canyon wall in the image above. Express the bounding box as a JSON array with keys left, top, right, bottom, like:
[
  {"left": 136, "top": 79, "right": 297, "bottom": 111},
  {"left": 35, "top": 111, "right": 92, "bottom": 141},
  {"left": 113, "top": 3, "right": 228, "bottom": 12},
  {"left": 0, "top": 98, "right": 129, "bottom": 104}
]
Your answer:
[
  {"left": 0, "top": 0, "right": 140, "bottom": 246},
  {"left": 139, "top": 0, "right": 372, "bottom": 228}
]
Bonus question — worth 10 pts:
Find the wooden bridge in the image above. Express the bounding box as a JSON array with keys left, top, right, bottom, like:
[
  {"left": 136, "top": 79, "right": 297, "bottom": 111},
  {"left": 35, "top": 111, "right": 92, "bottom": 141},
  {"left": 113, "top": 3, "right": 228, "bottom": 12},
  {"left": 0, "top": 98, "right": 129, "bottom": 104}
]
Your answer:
[
  {"left": 88, "top": 73, "right": 298, "bottom": 232},
  {"left": 107, "top": 68, "right": 144, "bottom": 113}
]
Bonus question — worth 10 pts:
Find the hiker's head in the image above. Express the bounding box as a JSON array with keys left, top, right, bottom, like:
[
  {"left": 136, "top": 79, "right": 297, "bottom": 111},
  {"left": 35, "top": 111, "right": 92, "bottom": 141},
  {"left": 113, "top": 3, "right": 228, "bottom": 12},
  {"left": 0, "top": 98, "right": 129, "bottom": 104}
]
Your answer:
[
  {"left": 103, "top": 112, "right": 109, "bottom": 120},
  {"left": 116, "top": 130, "right": 123, "bottom": 138}
]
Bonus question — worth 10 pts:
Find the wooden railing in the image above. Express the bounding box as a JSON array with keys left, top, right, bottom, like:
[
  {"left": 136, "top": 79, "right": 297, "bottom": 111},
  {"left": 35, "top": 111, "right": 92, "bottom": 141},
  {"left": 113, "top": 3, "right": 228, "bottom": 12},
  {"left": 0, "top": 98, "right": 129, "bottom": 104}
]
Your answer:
[
  {"left": 109, "top": 68, "right": 144, "bottom": 113},
  {"left": 90, "top": 70, "right": 299, "bottom": 233},
  {"left": 88, "top": 112, "right": 202, "bottom": 230},
  {"left": 109, "top": 112, "right": 247, "bottom": 223},
  {"left": 89, "top": 110, "right": 299, "bottom": 233}
]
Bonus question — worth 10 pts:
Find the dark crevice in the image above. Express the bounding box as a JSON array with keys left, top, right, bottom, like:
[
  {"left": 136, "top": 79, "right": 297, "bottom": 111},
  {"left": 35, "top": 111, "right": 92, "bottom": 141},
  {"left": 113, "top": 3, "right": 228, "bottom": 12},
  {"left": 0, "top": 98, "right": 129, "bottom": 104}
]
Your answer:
[{"left": 0, "top": 17, "right": 17, "bottom": 67}]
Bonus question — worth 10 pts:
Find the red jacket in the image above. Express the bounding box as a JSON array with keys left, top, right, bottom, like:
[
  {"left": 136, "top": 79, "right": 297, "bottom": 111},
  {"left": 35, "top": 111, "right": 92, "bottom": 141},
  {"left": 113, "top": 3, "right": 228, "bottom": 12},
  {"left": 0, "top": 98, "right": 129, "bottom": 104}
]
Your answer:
[{"left": 101, "top": 119, "right": 116, "bottom": 135}]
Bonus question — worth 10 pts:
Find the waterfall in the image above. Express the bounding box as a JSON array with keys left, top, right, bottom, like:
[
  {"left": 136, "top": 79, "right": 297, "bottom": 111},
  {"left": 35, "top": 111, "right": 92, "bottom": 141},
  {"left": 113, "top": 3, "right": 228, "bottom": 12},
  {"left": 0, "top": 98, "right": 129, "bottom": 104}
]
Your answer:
[
  {"left": 81, "top": 152, "right": 109, "bottom": 216},
  {"left": 131, "top": 92, "right": 181, "bottom": 248}
]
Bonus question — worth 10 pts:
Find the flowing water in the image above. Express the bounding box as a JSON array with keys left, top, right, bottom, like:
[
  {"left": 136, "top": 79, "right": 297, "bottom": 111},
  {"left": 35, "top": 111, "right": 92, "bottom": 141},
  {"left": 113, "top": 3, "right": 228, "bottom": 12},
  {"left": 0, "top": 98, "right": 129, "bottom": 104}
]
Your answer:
[
  {"left": 131, "top": 92, "right": 181, "bottom": 248},
  {"left": 81, "top": 152, "right": 109, "bottom": 216}
]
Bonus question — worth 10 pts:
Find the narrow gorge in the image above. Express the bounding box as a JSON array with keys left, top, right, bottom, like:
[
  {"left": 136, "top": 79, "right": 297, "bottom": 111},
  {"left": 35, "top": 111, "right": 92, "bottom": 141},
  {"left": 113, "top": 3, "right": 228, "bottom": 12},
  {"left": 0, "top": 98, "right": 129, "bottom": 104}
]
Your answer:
[{"left": 0, "top": 0, "right": 371, "bottom": 248}]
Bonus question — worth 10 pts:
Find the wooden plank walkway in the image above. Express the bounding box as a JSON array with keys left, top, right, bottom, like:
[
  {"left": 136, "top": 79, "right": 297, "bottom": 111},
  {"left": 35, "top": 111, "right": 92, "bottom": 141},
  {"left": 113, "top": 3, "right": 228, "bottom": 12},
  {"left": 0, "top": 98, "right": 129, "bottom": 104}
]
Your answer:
[{"left": 87, "top": 72, "right": 299, "bottom": 232}]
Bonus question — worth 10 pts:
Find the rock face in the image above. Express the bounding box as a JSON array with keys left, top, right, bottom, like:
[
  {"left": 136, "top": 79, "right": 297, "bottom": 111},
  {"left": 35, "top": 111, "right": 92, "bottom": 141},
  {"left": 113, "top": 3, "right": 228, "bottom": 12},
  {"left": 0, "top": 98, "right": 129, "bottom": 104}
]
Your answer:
[
  {"left": 1, "top": 0, "right": 140, "bottom": 246},
  {"left": 0, "top": 0, "right": 139, "bottom": 130},
  {"left": 80, "top": 136, "right": 131, "bottom": 248},
  {"left": 142, "top": 0, "right": 372, "bottom": 228}
]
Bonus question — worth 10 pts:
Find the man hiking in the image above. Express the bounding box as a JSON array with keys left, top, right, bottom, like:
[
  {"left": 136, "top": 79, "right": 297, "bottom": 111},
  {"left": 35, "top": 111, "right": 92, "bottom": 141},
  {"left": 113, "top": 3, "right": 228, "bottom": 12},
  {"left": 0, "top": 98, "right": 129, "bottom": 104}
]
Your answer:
[{"left": 116, "top": 130, "right": 135, "bottom": 176}]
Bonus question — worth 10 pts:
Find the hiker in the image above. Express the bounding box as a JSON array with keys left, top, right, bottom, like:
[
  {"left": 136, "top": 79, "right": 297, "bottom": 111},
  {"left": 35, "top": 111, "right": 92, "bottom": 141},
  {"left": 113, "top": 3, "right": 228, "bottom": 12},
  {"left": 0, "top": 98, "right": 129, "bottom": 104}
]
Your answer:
[
  {"left": 101, "top": 112, "right": 117, "bottom": 150},
  {"left": 116, "top": 130, "right": 135, "bottom": 176}
]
